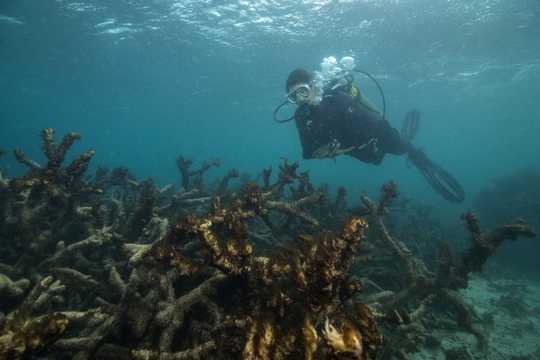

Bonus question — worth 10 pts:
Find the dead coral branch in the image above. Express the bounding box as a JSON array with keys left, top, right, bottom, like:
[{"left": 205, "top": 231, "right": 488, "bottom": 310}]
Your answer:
[
  {"left": 456, "top": 212, "right": 536, "bottom": 287},
  {"left": 156, "top": 188, "right": 381, "bottom": 359},
  {"left": 0, "top": 276, "right": 69, "bottom": 358}
]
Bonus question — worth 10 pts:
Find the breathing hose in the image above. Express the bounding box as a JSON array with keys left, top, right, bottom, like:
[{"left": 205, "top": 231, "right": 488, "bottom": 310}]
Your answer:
[
  {"left": 353, "top": 69, "right": 387, "bottom": 120},
  {"left": 273, "top": 100, "right": 295, "bottom": 123}
]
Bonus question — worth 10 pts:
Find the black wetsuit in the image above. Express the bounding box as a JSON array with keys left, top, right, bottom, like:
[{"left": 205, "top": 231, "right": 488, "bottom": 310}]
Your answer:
[{"left": 294, "top": 87, "right": 412, "bottom": 164}]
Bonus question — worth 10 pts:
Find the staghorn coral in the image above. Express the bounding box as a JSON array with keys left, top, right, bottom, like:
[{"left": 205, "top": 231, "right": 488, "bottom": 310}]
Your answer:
[
  {"left": 216, "top": 168, "right": 239, "bottom": 194},
  {"left": 0, "top": 129, "right": 107, "bottom": 280},
  {"left": 176, "top": 156, "right": 193, "bottom": 191},
  {"left": 261, "top": 166, "right": 272, "bottom": 191},
  {"left": 90, "top": 174, "right": 381, "bottom": 359},
  {"left": 125, "top": 179, "right": 157, "bottom": 241},
  {"left": 36, "top": 225, "right": 118, "bottom": 271},
  {"left": 190, "top": 158, "right": 220, "bottom": 190},
  {"left": 0, "top": 273, "right": 30, "bottom": 302},
  {"left": 473, "top": 168, "right": 540, "bottom": 276},
  {"left": 1, "top": 128, "right": 537, "bottom": 360},
  {"left": 11, "top": 129, "right": 99, "bottom": 195},
  {"left": 458, "top": 212, "right": 536, "bottom": 282},
  {"left": 0, "top": 276, "right": 69, "bottom": 359},
  {"left": 149, "top": 186, "right": 382, "bottom": 360},
  {"left": 355, "top": 183, "right": 537, "bottom": 358},
  {"left": 435, "top": 212, "right": 536, "bottom": 290},
  {"left": 389, "top": 200, "right": 445, "bottom": 269},
  {"left": 176, "top": 156, "right": 220, "bottom": 192}
]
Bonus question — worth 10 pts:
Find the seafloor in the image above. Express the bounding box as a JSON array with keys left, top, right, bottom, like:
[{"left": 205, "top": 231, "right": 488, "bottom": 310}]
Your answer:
[
  {"left": 412, "top": 275, "right": 540, "bottom": 359},
  {"left": 0, "top": 129, "right": 538, "bottom": 360}
]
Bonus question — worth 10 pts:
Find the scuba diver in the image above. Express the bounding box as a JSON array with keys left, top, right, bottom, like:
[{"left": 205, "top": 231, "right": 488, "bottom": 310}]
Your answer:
[{"left": 273, "top": 56, "right": 465, "bottom": 203}]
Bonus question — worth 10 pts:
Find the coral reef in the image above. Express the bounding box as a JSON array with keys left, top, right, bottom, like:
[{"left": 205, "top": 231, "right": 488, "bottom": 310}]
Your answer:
[
  {"left": 474, "top": 168, "right": 540, "bottom": 277},
  {"left": 0, "top": 128, "right": 537, "bottom": 359}
]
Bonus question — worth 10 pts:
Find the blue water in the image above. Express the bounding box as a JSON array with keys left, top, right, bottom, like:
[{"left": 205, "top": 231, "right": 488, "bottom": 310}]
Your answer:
[{"left": 1, "top": 2, "right": 539, "bottom": 230}]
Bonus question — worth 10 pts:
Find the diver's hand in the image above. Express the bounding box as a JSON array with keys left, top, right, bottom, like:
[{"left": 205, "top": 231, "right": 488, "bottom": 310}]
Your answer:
[
  {"left": 313, "top": 140, "right": 356, "bottom": 159},
  {"left": 312, "top": 140, "right": 339, "bottom": 159}
]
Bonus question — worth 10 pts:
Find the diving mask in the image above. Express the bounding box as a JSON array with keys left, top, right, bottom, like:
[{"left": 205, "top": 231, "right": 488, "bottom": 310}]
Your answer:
[{"left": 287, "top": 83, "right": 314, "bottom": 105}]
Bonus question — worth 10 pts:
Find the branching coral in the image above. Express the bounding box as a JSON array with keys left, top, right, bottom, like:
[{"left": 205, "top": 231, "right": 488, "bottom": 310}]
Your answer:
[
  {"left": 458, "top": 212, "right": 536, "bottom": 282},
  {"left": 125, "top": 179, "right": 157, "bottom": 240},
  {"left": 149, "top": 185, "right": 381, "bottom": 359},
  {"left": 0, "top": 273, "right": 30, "bottom": 302},
  {"left": 0, "top": 276, "right": 69, "bottom": 358},
  {"left": 11, "top": 129, "right": 99, "bottom": 195},
  {"left": 217, "top": 168, "right": 239, "bottom": 194},
  {"left": 261, "top": 166, "right": 272, "bottom": 191},
  {"left": 0, "top": 129, "right": 107, "bottom": 281},
  {"left": 356, "top": 183, "right": 536, "bottom": 358},
  {"left": 176, "top": 156, "right": 220, "bottom": 191},
  {"left": 37, "top": 225, "right": 118, "bottom": 271},
  {"left": 0, "top": 128, "right": 536, "bottom": 360}
]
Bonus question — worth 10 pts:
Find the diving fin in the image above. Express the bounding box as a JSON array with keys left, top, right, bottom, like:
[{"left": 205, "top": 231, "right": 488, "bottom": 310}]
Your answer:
[
  {"left": 408, "top": 148, "right": 465, "bottom": 203},
  {"left": 401, "top": 109, "right": 421, "bottom": 142}
]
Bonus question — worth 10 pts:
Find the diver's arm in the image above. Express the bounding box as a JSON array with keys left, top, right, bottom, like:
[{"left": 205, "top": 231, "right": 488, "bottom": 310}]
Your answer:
[
  {"left": 294, "top": 107, "right": 319, "bottom": 159},
  {"left": 295, "top": 93, "right": 360, "bottom": 159},
  {"left": 312, "top": 141, "right": 357, "bottom": 159},
  {"left": 298, "top": 128, "right": 317, "bottom": 159}
]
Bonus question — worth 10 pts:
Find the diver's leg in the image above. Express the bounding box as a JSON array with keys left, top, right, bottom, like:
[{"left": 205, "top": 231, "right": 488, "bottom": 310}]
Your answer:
[
  {"left": 408, "top": 148, "right": 465, "bottom": 203},
  {"left": 348, "top": 148, "right": 385, "bottom": 165},
  {"left": 373, "top": 120, "right": 412, "bottom": 156},
  {"left": 401, "top": 109, "right": 421, "bottom": 142}
]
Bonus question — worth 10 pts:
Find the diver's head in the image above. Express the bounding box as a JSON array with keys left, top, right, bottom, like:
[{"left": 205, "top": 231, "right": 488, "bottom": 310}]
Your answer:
[
  {"left": 286, "top": 68, "right": 315, "bottom": 105},
  {"left": 273, "top": 68, "right": 316, "bottom": 123}
]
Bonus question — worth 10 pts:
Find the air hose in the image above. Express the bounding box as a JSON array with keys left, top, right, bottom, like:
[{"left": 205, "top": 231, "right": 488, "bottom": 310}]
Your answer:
[
  {"left": 353, "top": 69, "right": 387, "bottom": 120},
  {"left": 273, "top": 100, "right": 295, "bottom": 123}
]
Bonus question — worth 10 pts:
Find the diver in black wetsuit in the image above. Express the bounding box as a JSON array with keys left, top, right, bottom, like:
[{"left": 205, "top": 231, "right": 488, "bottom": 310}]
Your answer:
[
  {"left": 274, "top": 67, "right": 465, "bottom": 203},
  {"left": 288, "top": 68, "right": 410, "bottom": 164}
]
